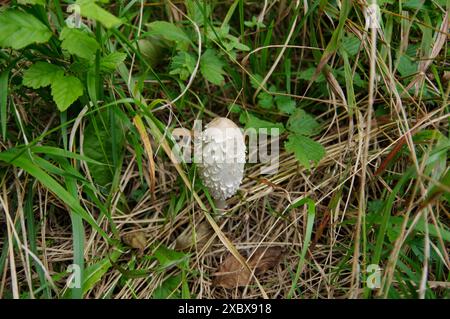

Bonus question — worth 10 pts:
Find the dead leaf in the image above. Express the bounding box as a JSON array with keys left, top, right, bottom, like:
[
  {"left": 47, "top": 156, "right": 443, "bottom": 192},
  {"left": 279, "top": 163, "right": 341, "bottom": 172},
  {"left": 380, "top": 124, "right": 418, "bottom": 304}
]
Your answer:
[
  {"left": 122, "top": 231, "right": 147, "bottom": 252},
  {"left": 175, "top": 221, "right": 212, "bottom": 251},
  {"left": 213, "top": 247, "right": 284, "bottom": 289}
]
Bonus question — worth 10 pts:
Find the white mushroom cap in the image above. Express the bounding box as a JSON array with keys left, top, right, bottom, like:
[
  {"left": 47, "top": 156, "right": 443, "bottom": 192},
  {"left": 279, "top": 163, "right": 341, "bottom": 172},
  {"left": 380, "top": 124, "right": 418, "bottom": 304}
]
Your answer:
[{"left": 196, "top": 117, "right": 246, "bottom": 201}]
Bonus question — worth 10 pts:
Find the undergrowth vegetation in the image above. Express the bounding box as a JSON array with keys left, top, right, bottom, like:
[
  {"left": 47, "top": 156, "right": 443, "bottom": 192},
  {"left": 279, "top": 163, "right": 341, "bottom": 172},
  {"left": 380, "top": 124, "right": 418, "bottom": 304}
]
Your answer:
[{"left": 0, "top": 0, "right": 448, "bottom": 299}]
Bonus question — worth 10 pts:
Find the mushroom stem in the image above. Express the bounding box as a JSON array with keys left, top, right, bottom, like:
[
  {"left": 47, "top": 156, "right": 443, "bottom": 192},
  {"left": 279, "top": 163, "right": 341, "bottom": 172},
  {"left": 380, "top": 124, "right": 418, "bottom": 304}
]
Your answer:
[{"left": 214, "top": 199, "right": 227, "bottom": 213}]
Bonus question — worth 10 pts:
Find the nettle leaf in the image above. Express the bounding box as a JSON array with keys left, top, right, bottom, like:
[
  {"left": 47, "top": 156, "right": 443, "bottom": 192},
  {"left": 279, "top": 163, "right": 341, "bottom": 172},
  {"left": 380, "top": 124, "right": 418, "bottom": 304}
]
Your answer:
[
  {"left": 23, "top": 62, "right": 64, "bottom": 89},
  {"left": 60, "top": 27, "right": 100, "bottom": 59},
  {"left": 257, "top": 92, "right": 273, "bottom": 109},
  {"left": 51, "top": 74, "right": 83, "bottom": 112},
  {"left": 100, "top": 52, "right": 127, "bottom": 72},
  {"left": 200, "top": 49, "right": 226, "bottom": 85},
  {"left": 397, "top": 55, "right": 417, "bottom": 77},
  {"left": 299, "top": 67, "right": 325, "bottom": 82},
  {"left": 285, "top": 134, "right": 325, "bottom": 169},
  {"left": 170, "top": 51, "right": 196, "bottom": 81},
  {"left": 287, "top": 109, "right": 321, "bottom": 136},
  {"left": 185, "top": 0, "right": 211, "bottom": 26},
  {"left": 77, "top": 0, "right": 123, "bottom": 29},
  {"left": 250, "top": 73, "right": 265, "bottom": 89},
  {"left": 342, "top": 35, "right": 361, "bottom": 57},
  {"left": 275, "top": 95, "right": 296, "bottom": 114},
  {"left": 0, "top": 10, "right": 52, "bottom": 49},
  {"left": 146, "top": 21, "right": 191, "bottom": 48},
  {"left": 240, "top": 113, "right": 285, "bottom": 135}
]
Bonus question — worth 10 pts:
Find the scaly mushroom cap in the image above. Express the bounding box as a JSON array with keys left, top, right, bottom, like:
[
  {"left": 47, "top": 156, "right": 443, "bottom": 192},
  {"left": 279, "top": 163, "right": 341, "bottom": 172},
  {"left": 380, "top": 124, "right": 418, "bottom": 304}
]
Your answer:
[{"left": 196, "top": 117, "right": 246, "bottom": 201}]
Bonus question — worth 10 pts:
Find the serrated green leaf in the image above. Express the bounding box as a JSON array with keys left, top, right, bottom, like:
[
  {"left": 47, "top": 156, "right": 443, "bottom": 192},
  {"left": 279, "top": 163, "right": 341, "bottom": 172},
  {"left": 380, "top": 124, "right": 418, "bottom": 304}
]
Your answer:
[
  {"left": 397, "top": 54, "right": 417, "bottom": 77},
  {"left": 100, "top": 52, "right": 127, "bottom": 72},
  {"left": 287, "top": 109, "right": 321, "bottom": 136},
  {"left": 257, "top": 92, "right": 273, "bottom": 109},
  {"left": 60, "top": 27, "right": 99, "bottom": 59},
  {"left": 342, "top": 35, "right": 361, "bottom": 57},
  {"left": 50, "top": 74, "right": 83, "bottom": 111},
  {"left": 285, "top": 134, "right": 325, "bottom": 169},
  {"left": 22, "top": 62, "right": 64, "bottom": 89},
  {"left": 275, "top": 95, "right": 296, "bottom": 114},
  {"left": 0, "top": 10, "right": 52, "bottom": 49},
  {"left": 299, "top": 67, "right": 325, "bottom": 82},
  {"left": 169, "top": 51, "right": 196, "bottom": 81},
  {"left": 146, "top": 21, "right": 191, "bottom": 47},
  {"left": 77, "top": 0, "right": 122, "bottom": 29},
  {"left": 185, "top": 0, "right": 211, "bottom": 26},
  {"left": 200, "top": 49, "right": 226, "bottom": 85},
  {"left": 240, "top": 113, "right": 285, "bottom": 135},
  {"left": 250, "top": 73, "right": 264, "bottom": 89}
]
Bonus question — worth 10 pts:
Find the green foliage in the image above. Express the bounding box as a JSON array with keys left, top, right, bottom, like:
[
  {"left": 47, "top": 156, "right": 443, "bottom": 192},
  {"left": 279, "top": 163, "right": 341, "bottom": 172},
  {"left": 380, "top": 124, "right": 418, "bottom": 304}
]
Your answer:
[
  {"left": 287, "top": 109, "right": 321, "bottom": 136},
  {"left": 285, "top": 134, "right": 326, "bottom": 169},
  {"left": 170, "top": 51, "right": 196, "bottom": 81},
  {"left": 240, "top": 112, "right": 285, "bottom": 135},
  {"left": 18, "top": 0, "right": 46, "bottom": 5},
  {"left": 200, "top": 49, "right": 226, "bottom": 85},
  {"left": 23, "top": 62, "right": 83, "bottom": 111},
  {"left": 60, "top": 27, "right": 100, "bottom": 59},
  {"left": 100, "top": 52, "right": 127, "bottom": 72},
  {"left": 50, "top": 75, "right": 84, "bottom": 112},
  {"left": 22, "top": 62, "right": 64, "bottom": 89},
  {"left": 76, "top": 0, "right": 123, "bottom": 29},
  {"left": 146, "top": 21, "right": 191, "bottom": 49},
  {"left": 152, "top": 275, "right": 182, "bottom": 299},
  {"left": 83, "top": 112, "right": 125, "bottom": 188},
  {"left": 0, "top": 10, "right": 52, "bottom": 49}
]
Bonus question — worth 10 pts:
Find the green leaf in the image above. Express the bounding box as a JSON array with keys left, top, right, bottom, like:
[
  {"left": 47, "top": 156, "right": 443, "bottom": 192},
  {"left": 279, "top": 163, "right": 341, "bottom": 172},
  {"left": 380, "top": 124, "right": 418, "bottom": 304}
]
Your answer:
[
  {"left": 0, "top": 70, "right": 9, "bottom": 139},
  {"left": 342, "top": 35, "right": 361, "bottom": 57},
  {"left": 77, "top": 0, "right": 123, "bottom": 29},
  {"left": 18, "top": 0, "right": 46, "bottom": 5},
  {"left": 257, "top": 92, "right": 273, "bottom": 109},
  {"left": 200, "top": 49, "right": 226, "bottom": 85},
  {"left": 185, "top": 0, "right": 211, "bottom": 26},
  {"left": 83, "top": 113, "right": 125, "bottom": 188},
  {"left": 153, "top": 245, "right": 189, "bottom": 270},
  {"left": 285, "top": 134, "right": 325, "bottom": 169},
  {"left": 100, "top": 52, "right": 127, "bottom": 72},
  {"left": 22, "top": 62, "right": 64, "bottom": 89},
  {"left": 31, "top": 146, "right": 105, "bottom": 165},
  {"left": 169, "top": 51, "right": 196, "bottom": 81},
  {"left": 397, "top": 54, "right": 417, "bottom": 77},
  {"left": 240, "top": 113, "right": 285, "bottom": 135},
  {"left": 250, "top": 73, "right": 265, "bottom": 89},
  {"left": 299, "top": 67, "right": 325, "bottom": 82},
  {"left": 50, "top": 74, "right": 83, "bottom": 111},
  {"left": 0, "top": 150, "right": 108, "bottom": 240},
  {"left": 60, "top": 27, "right": 100, "bottom": 59},
  {"left": 152, "top": 275, "right": 182, "bottom": 299},
  {"left": 275, "top": 95, "right": 296, "bottom": 114},
  {"left": 0, "top": 10, "right": 52, "bottom": 49},
  {"left": 82, "top": 249, "right": 122, "bottom": 295},
  {"left": 100, "top": 52, "right": 126, "bottom": 71},
  {"left": 287, "top": 109, "right": 321, "bottom": 136},
  {"left": 146, "top": 21, "right": 191, "bottom": 47}
]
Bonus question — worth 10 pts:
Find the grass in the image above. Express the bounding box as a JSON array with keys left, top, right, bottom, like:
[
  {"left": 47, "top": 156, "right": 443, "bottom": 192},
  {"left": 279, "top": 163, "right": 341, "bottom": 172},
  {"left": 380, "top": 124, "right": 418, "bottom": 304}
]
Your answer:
[{"left": 0, "top": 0, "right": 449, "bottom": 299}]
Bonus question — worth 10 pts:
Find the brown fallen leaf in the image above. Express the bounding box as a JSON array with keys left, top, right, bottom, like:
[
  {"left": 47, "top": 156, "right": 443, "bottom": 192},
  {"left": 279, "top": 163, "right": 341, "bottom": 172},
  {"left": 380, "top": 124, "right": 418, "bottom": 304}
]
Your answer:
[
  {"left": 175, "top": 221, "right": 213, "bottom": 251},
  {"left": 213, "top": 247, "right": 284, "bottom": 289},
  {"left": 122, "top": 230, "right": 147, "bottom": 253}
]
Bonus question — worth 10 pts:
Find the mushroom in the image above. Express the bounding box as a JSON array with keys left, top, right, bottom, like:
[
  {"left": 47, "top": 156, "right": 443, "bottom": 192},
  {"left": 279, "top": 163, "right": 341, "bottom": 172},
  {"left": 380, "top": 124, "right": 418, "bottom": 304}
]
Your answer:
[{"left": 195, "top": 117, "right": 246, "bottom": 210}]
